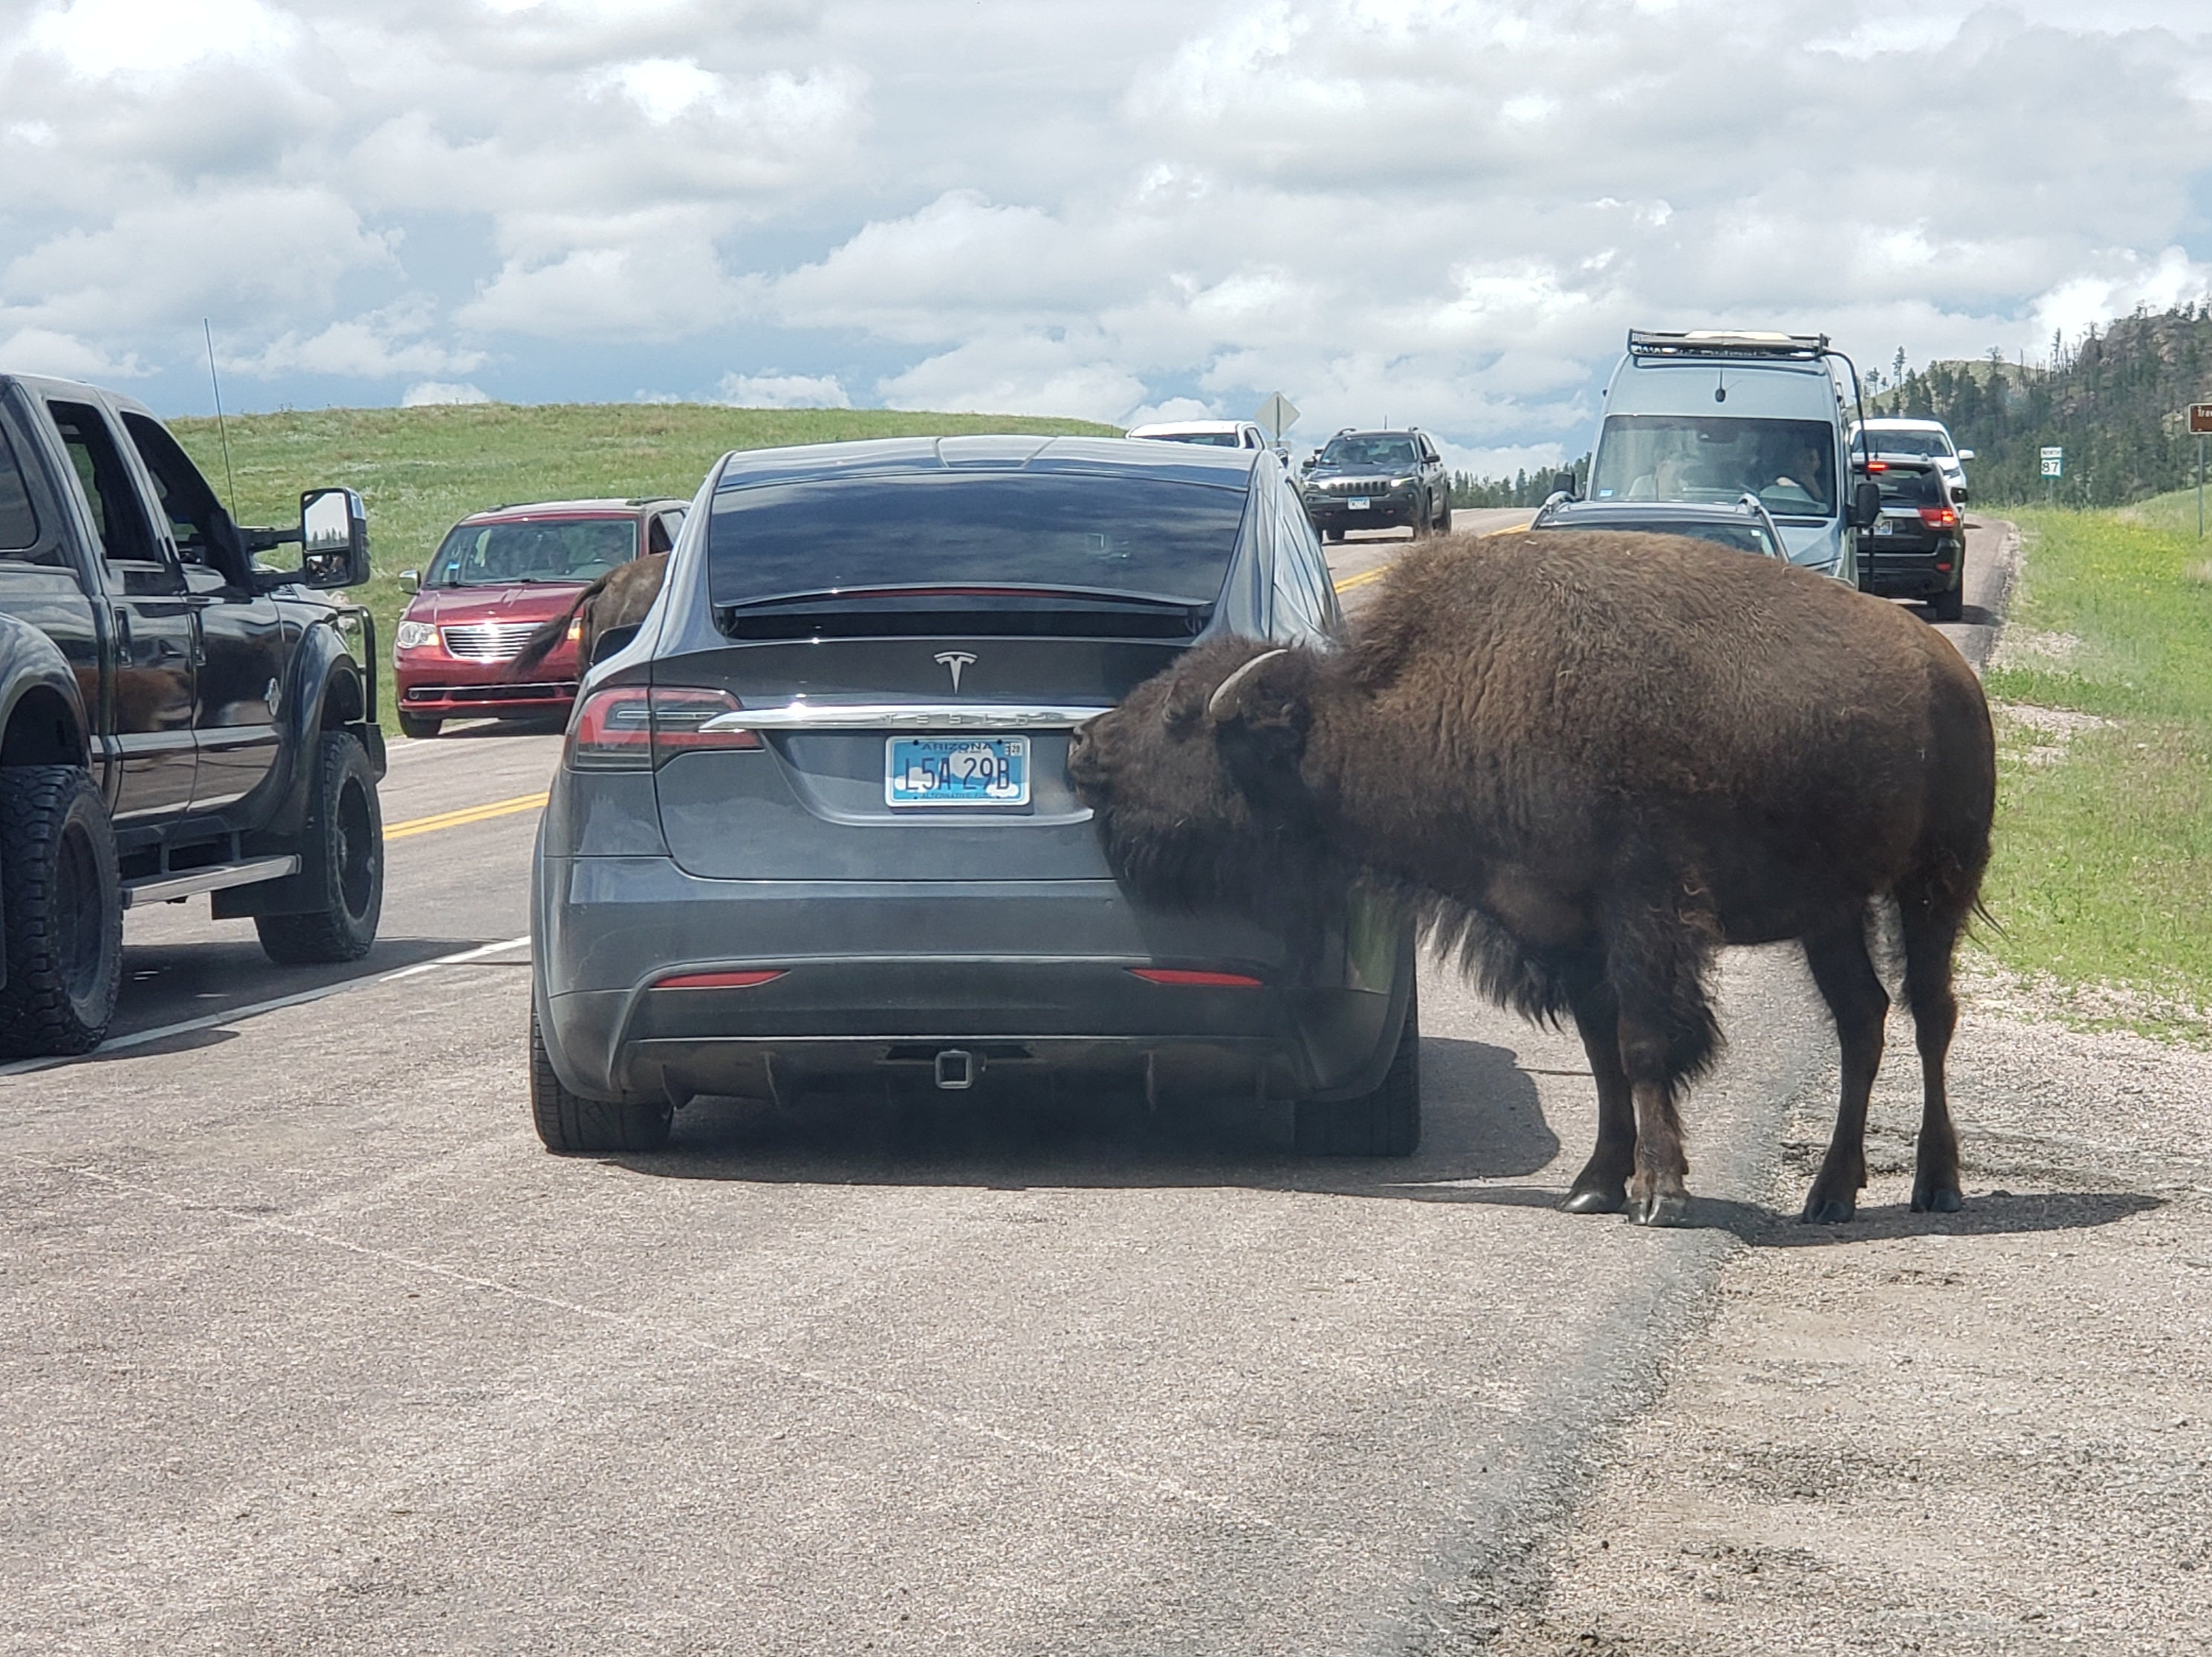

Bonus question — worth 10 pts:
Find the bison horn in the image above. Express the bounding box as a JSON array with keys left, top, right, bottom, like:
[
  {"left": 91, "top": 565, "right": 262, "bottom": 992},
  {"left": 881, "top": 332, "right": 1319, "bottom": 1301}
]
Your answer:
[{"left": 1206, "top": 647, "right": 1292, "bottom": 721}]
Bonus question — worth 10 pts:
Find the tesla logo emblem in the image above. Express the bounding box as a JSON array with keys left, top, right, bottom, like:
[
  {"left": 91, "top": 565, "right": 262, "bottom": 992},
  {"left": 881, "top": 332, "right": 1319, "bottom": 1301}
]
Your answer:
[{"left": 934, "top": 651, "right": 977, "bottom": 693}]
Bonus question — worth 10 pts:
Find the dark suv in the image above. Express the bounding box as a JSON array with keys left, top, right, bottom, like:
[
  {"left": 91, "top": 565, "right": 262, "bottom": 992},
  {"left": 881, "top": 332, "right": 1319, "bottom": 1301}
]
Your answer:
[
  {"left": 1858, "top": 456, "right": 1965, "bottom": 621},
  {"left": 1299, "top": 429, "right": 1452, "bottom": 542}
]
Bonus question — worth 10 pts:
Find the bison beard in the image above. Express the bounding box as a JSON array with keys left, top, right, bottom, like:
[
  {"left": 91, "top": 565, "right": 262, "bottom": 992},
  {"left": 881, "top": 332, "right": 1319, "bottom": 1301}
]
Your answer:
[{"left": 1068, "top": 529, "right": 1995, "bottom": 1227}]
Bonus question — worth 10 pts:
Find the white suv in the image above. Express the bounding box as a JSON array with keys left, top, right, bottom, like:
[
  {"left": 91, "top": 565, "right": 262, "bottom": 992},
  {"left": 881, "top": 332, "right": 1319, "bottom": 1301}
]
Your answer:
[{"left": 1852, "top": 418, "right": 1973, "bottom": 501}]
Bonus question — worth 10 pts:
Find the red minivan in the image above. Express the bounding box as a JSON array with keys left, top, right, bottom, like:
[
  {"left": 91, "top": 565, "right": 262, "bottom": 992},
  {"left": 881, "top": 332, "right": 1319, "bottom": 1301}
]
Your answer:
[{"left": 392, "top": 497, "right": 687, "bottom": 738}]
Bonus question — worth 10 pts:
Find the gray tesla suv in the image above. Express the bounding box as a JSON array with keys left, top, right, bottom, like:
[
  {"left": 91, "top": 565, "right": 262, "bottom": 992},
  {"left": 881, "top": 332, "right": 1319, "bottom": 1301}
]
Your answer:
[{"left": 528, "top": 435, "right": 1418, "bottom": 1156}]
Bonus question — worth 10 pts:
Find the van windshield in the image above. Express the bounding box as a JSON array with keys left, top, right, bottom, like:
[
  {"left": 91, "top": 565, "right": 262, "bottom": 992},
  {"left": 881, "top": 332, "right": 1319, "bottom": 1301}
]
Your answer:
[{"left": 1591, "top": 415, "right": 1838, "bottom": 516}]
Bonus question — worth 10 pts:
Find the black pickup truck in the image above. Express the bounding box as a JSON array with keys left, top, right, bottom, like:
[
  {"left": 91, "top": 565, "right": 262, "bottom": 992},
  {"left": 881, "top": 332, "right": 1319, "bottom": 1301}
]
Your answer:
[{"left": 0, "top": 372, "right": 384, "bottom": 1059}]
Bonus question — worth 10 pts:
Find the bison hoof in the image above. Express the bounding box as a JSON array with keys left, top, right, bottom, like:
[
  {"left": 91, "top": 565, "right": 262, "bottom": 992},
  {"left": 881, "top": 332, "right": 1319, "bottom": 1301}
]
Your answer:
[
  {"left": 1562, "top": 1186, "right": 1628, "bottom": 1216},
  {"left": 1912, "top": 1185, "right": 1965, "bottom": 1215},
  {"left": 1800, "top": 1194, "right": 1857, "bottom": 1225},
  {"left": 1628, "top": 1191, "right": 1690, "bottom": 1228}
]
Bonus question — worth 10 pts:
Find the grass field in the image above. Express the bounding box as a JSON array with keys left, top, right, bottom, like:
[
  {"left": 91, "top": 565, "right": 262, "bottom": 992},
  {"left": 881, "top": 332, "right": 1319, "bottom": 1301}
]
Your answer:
[
  {"left": 1974, "top": 493, "right": 2212, "bottom": 1033},
  {"left": 169, "top": 402, "right": 1118, "bottom": 721}
]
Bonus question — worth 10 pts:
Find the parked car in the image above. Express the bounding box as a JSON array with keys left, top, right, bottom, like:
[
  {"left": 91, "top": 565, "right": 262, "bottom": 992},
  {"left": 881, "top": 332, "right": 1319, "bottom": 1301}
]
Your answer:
[
  {"left": 1851, "top": 418, "right": 1972, "bottom": 501},
  {"left": 1298, "top": 428, "right": 1451, "bottom": 541},
  {"left": 1125, "top": 419, "right": 1271, "bottom": 453},
  {"left": 392, "top": 497, "right": 686, "bottom": 738},
  {"left": 1857, "top": 455, "right": 1966, "bottom": 621},
  {"left": 1526, "top": 494, "right": 1804, "bottom": 567},
  {"left": 530, "top": 435, "right": 1418, "bottom": 1157},
  {"left": 0, "top": 372, "right": 381, "bottom": 1057}
]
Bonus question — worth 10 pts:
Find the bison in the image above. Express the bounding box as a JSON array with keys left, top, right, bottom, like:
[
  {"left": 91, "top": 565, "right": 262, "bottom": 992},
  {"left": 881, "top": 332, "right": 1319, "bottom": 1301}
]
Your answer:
[
  {"left": 509, "top": 551, "right": 669, "bottom": 676},
  {"left": 1066, "top": 530, "right": 1995, "bottom": 1227}
]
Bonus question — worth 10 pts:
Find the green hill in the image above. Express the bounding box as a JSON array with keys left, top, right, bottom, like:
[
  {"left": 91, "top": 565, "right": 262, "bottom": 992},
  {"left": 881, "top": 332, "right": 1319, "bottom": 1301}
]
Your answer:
[
  {"left": 1874, "top": 303, "right": 2212, "bottom": 505},
  {"left": 169, "top": 402, "right": 1118, "bottom": 722}
]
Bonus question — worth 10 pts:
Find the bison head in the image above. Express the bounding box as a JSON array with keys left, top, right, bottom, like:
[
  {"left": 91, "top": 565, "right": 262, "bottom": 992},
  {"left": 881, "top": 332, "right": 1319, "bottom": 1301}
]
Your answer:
[{"left": 1067, "top": 635, "right": 1336, "bottom": 913}]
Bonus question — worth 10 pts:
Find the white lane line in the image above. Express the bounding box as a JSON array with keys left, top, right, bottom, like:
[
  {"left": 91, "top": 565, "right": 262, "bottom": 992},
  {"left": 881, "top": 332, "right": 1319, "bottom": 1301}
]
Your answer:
[{"left": 0, "top": 935, "right": 533, "bottom": 1077}]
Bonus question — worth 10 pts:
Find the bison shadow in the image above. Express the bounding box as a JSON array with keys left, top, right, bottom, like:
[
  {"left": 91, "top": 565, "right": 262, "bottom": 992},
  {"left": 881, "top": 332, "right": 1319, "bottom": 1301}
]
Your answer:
[{"left": 611, "top": 1034, "right": 1559, "bottom": 1190}]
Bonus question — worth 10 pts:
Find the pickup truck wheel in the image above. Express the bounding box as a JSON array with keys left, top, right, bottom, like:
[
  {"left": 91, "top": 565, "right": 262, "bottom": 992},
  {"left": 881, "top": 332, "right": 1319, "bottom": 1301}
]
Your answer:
[
  {"left": 397, "top": 712, "right": 441, "bottom": 740},
  {"left": 256, "top": 731, "right": 383, "bottom": 966},
  {"left": 1294, "top": 983, "right": 1421, "bottom": 1157},
  {"left": 0, "top": 765, "right": 123, "bottom": 1059},
  {"left": 530, "top": 1006, "right": 672, "bottom": 1154}
]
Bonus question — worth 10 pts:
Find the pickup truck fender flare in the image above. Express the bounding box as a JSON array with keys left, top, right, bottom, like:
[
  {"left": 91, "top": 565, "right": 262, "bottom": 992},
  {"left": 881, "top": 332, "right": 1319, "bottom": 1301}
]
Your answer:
[
  {"left": 239, "top": 609, "right": 383, "bottom": 845},
  {"left": 0, "top": 612, "right": 93, "bottom": 770}
]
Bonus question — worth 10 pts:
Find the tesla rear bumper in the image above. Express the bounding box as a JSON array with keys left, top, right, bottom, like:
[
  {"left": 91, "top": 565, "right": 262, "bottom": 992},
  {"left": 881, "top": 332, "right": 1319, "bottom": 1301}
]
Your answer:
[{"left": 533, "top": 856, "right": 1407, "bottom": 1109}]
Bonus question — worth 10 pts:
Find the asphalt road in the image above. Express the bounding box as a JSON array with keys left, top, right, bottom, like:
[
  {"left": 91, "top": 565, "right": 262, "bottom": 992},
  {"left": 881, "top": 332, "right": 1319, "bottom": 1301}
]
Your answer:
[{"left": 1, "top": 519, "right": 2013, "bottom": 1654}]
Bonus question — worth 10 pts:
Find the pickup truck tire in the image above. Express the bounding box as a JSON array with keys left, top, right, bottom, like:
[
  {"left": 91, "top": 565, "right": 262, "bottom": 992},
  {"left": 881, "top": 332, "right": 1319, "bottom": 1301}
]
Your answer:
[
  {"left": 0, "top": 765, "right": 123, "bottom": 1059},
  {"left": 397, "top": 712, "right": 441, "bottom": 740},
  {"left": 529, "top": 1005, "right": 672, "bottom": 1153},
  {"left": 1294, "top": 984, "right": 1421, "bottom": 1157},
  {"left": 255, "top": 731, "right": 383, "bottom": 965}
]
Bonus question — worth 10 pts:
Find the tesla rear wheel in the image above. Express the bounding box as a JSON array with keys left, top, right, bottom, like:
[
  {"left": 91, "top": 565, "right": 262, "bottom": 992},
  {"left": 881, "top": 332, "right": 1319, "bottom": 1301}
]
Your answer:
[
  {"left": 0, "top": 765, "right": 122, "bottom": 1059},
  {"left": 398, "top": 711, "right": 441, "bottom": 739},
  {"left": 529, "top": 1006, "right": 672, "bottom": 1154},
  {"left": 1295, "top": 985, "right": 1420, "bottom": 1157}
]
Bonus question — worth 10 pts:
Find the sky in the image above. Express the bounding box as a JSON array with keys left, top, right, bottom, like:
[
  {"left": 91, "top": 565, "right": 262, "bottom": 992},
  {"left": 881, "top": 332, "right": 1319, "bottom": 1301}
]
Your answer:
[{"left": 3, "top": 0, "right": 2211, "bottom": 476}]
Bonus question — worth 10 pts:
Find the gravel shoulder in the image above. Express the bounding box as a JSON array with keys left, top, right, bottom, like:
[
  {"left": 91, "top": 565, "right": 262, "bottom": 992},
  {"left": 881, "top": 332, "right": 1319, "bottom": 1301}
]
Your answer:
[{"left": 1465, "top": 523, "right": 2212, "bottom": 1654}]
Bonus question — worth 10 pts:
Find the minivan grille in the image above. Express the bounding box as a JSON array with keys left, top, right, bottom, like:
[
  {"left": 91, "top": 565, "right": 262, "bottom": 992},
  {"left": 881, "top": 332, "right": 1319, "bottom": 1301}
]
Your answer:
[{"left": 441, "top": 620, "right": 545, "bottom": 661}]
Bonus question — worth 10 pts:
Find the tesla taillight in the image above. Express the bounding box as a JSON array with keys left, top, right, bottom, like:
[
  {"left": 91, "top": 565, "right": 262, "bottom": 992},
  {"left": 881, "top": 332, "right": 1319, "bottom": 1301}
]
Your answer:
[
  {"left": 652, "top": 969, "right": 787, "bottom": 989},
  {"left": 567, "top": 686, "right": 762, "bottom": 770},
  {"left": 1129, "top": 967, "right": 1265, "bottom": 988}
]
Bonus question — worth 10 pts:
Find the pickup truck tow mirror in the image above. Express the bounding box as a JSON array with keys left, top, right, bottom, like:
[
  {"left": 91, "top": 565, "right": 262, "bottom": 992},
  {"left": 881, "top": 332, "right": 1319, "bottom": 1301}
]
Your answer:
[
  {"left": 1551, "top": 471, "right": 1577, "bottom": 499},
  {"left": 1849, "top": 479, "right": 1883, "bottom": 530},
  {"left": 398, "top": 569, "right": 421, "bottom": 594},
  {"left": 299, "top": 488, "right": 371, "bottom": 588}
]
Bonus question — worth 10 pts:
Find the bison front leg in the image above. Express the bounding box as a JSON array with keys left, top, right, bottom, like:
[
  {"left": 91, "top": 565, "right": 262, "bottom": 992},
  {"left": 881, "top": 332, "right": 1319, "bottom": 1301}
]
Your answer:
[{"left": 1560, "top": 966, "right": 1635, "bottom": 1215}]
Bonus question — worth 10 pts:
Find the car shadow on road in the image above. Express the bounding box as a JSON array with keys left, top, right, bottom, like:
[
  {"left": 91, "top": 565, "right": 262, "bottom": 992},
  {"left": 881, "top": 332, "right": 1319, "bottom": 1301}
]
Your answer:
[
  {"left": 612, "top": 1034, "right": 1561, "bottom": 1191},
  {"left": 1395, "top": 1181, "right": 2162, "bottom": 1242}
]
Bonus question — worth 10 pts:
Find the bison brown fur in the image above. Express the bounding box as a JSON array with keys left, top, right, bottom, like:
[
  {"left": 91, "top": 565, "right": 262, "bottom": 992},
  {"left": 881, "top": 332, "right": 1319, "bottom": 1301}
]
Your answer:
[
  {"left": 1067, "top": 529, "right": 1995, "bottom": 1227},
  {"left": 510, "top": 551, "right": 669, "bottom": 675}
]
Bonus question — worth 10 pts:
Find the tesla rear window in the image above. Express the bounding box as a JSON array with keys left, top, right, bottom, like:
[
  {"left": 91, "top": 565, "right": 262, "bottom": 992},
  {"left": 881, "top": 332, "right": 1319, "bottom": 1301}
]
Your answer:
[{"left": 707, "top": 473, "right": 1248, "bottom": 606}]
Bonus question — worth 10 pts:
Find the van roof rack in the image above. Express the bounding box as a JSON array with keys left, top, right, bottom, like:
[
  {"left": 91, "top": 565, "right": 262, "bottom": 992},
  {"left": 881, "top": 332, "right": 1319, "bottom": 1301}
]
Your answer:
[{"left": 1627, "top": 329, "right": 1831, "bottom": 360}]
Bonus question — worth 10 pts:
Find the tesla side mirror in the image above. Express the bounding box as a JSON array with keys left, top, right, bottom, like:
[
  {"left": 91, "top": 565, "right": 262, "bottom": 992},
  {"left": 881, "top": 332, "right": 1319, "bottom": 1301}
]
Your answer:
[
  {"left": 1956, "top": 449, "right": 1976, "bottom": 461},
  {"left": 398, "top": 568, "right": 421, "bottom": 594},
  {"left": 1851, "top": 479, "right": 1883, "bottom": 529},
  {"left": 1551, "top": 471, "right": 1577, "bottom": 499},
  {"left": 299, "top": 488, "right": 371, "bottom": 588},
  {"left": 589, "top": 623, "right": 640, "bottom": 667}
]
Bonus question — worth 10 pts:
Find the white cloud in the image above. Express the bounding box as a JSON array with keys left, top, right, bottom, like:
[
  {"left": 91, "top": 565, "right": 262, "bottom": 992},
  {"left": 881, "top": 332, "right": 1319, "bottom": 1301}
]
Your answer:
[
  {"left": 716, "top": 370, "right": 851, "bottom": 408},
  {"left": 239, "top": 301, "right": 487, "bottom": 380},
  {"left": 0, "top": 326, "right": 146, "bottom": 380},
  {"left": 21, "top": 0, "right": 300, "bottom": 86},
  {"left": 401, "top": 380, "right": 493, "bottom": 406},
  {"left": 878, "top": 334, "right": 1146, "bottom": 424}
]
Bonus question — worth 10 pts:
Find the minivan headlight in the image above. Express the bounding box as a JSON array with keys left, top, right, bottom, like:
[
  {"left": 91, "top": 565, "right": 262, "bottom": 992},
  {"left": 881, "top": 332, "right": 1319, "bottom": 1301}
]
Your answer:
[{"left": 394, "top": 620, "right": 439, "bottom": 650}]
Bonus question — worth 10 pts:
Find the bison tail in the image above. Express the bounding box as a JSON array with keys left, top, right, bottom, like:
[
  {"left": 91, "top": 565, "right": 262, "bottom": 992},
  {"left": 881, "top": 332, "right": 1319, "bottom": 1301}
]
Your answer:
[{"left": 509, "top": 588, "right": 591, "bottom": 674}]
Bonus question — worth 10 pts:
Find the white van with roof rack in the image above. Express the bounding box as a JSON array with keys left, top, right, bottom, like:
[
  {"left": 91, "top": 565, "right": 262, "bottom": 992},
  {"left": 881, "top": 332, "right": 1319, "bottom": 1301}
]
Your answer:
[{"left": 1577, "top": 331, "right": 1882, "bottom": 586}]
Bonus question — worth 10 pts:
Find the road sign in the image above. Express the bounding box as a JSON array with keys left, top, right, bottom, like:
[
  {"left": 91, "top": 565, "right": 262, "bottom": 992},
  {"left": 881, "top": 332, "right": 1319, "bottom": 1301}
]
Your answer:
[
  {"left": 2190, "top": 403, "right": 2212, "bottom": 435},
  {"left": 1255, "top": 392, "right": 1299, "bottom": 441},
  {"left": 2040, "top": 446, "right": 2064, "bottom": 479}
]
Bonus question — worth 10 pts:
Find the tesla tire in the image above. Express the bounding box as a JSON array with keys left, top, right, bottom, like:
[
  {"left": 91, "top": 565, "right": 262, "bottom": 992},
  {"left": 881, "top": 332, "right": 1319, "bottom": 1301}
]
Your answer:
[
  {"left": 0, "top": 765, "right": 122, "bottom": 1059},
  {"left": 256, "top": 732, "right": 383, "bottom": 965},
  {"left": 1295, "top": 985, "right": 1420, "bottom": 1157},
  {"left": 530, "top": 1006, "right": 671, "bottom": 1154}
]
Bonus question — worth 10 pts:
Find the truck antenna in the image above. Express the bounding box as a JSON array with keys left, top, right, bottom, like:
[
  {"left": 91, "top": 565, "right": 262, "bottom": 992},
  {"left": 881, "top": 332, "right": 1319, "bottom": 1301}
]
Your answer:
[{"left": 202, "top": 318, "right": 240, "bottom": 522}]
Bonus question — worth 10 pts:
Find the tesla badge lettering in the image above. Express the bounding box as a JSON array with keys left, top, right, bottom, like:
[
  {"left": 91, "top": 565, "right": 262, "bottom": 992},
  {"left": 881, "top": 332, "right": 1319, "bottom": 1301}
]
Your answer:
[{"left": 934, "top": 651, "right": 977, "bottom": 693}]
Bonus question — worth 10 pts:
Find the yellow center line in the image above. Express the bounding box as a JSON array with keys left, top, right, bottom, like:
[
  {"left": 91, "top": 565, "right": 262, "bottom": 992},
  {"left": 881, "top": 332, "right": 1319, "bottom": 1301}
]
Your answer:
[
  {"left": 1332, "top": 565, "right": 1389, "bottom": 594},
  {"left": 385, "top": 791, "right": 550, "bottom": 840}
]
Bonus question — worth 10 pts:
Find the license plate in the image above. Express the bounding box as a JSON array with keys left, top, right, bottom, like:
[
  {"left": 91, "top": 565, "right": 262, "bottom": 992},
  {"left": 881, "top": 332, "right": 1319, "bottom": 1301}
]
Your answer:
[
  {"left": 1348, "top": 497, "right": 1372, "bottom": 510},
  {"left": 1873, "top": 516, "right": 1901, "bottom": 536},
  {"left": 885, "top": 736, "right": 1030, "bottom": 808}
]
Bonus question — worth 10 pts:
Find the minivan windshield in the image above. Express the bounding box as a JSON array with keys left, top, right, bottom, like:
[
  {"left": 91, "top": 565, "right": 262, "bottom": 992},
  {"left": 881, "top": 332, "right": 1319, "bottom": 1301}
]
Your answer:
[
  {"left": 427, "top": 517, "right": 638, "bottom": 586},
  {"left": 707, "top": 473, "right": 1248, "bottom": 608},
  {"left": 1591, "top": 415, "right": 1838, "bottom": 516},
  {"left": 1318, "top": 435, "right": 1418, "bottom": 470}
]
